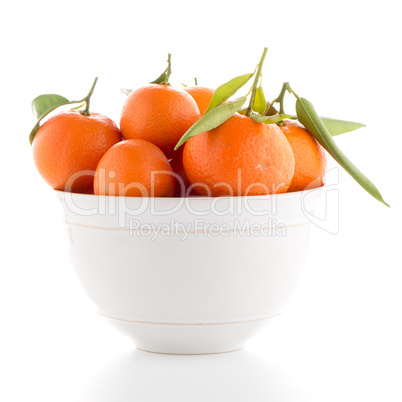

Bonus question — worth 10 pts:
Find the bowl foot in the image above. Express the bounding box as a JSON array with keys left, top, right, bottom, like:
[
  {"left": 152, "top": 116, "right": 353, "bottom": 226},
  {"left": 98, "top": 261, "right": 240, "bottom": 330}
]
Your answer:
[{"left": 103, "top": 315, "right": 276, "bottom": 355}]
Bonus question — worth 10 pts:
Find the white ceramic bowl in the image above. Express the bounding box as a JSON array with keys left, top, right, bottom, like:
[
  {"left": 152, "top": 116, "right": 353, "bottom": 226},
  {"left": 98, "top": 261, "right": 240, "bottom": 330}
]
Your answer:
[{"left": 57, "top": 189, "right": 322, "bottom": 354}]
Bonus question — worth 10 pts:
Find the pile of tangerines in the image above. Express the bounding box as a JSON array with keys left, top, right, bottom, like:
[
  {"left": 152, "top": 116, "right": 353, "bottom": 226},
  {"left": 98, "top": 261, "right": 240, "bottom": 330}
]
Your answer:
[{"left": 30, "top": 49, "right": 386, "bottom": 205}]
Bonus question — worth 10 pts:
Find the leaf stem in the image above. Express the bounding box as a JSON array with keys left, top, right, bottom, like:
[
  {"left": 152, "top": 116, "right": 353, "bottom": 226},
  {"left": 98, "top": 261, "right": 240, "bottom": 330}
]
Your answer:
[
  {"left": 81, "top": 77, "right": 98, "bottom": 116},
  {"left": 268, "top": 82, "right": 289, "bottom": 115},
  {"left": 70, "top": 102, "right": 86, "bottom": 111},
  {"left": 245, "top": 47, "right": 268, "bottom": 117},
  {"left": 287, "top": 84, "right": 300, "bottom": 99}
]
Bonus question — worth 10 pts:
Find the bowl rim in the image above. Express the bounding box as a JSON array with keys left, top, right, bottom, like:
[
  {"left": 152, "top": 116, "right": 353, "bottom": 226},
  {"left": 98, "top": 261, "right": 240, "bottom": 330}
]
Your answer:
[{"left": 54, "top": 186, "right": 324, "bottom": 202}]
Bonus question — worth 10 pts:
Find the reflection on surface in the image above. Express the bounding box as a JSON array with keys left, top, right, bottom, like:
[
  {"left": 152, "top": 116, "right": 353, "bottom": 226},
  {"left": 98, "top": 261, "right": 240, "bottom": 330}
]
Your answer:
[{"left": 77, "top": 348, "right": 311, "bottom": 401}]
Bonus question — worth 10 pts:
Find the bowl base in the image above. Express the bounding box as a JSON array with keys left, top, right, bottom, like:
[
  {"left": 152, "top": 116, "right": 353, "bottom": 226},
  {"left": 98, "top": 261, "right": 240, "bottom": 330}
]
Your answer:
[
  {"left": 136, "top": 346, "right": 244, "bottom": 356},
  {"left": 103, "top": 315, "right": 276, "bottom": 355}
]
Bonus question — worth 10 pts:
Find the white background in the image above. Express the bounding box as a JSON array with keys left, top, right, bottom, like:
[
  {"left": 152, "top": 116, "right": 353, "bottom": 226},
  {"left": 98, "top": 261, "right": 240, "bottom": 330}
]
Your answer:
[{"left": 1, "top": 1, "right": 401, "bottom": 401}]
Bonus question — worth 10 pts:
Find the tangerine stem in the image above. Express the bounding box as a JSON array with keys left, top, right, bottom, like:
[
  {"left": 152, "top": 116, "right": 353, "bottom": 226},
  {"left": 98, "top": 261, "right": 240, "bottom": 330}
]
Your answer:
[
  {"left": 245, "top": 47, "right": 268, "bottom": 117},
  {"left": 81, "top": 77, "right": 98, "bottom": 116},
  {"left": 164, "top": 53, "right": 172, "bottom": 84},
  {"left": 150, "top": 54, "right": 172, "bottom": 85}
]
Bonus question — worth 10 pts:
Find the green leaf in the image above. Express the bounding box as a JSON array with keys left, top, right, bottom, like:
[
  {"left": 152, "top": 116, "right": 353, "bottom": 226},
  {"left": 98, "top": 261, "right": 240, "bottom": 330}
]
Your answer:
[
  {"left": 121, "top": 88, "right": 133, "bottom": 96},
  {"left": 30, "top": 94, "right": 74, "bottom": 144},
  {"left": 31, "top": 94, "right": 70, "bottom": 120},
  {"left": 175, "top": 96, "right": 247, "bottom": 150},
  {"left": 295, "top": 97, "right": 389, "bottom": 207},
  {"left": 320, "top": 117, "right": 366, "bottom": 136},
  {"left": 205, "top": 73, "right": 254, "bottom": 114},
  {"left": 150, "top": 71, "right": 167, "bottom": 84},
  {"left": 29, "top": 121, "right": 41, "bottom": 145},
  {"left": 253, "top": 86, "right": 266, "bottom": 114},
  {"left": 265, "top": 104, "right": 278, "bottom": 116},
  {"left": 250, "top": 113, "right": 294, "bottom": 124},
  {"left": 30, "top": 78, "right": 100, "bottom": 144}
]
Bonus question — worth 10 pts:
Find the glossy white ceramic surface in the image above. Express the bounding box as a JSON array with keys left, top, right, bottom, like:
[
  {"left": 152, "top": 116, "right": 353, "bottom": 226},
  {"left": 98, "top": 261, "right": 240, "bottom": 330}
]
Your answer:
[{"left": 57, "top": 189, "right": 322, "bottom": 354}]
